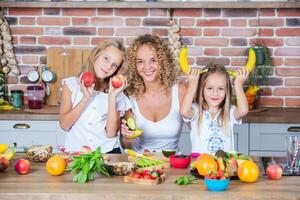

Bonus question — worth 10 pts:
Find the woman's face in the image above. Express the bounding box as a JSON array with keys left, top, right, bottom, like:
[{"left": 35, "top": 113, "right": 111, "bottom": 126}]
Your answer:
[
  {"left": 136, "top": 44, "right": 160, "bottom": 83},
  {"left": 93, "top": 45, "right": 123, "bottom": 79},
  {"left": 203, "top": 73, "right": 227, "bottom": 109}
]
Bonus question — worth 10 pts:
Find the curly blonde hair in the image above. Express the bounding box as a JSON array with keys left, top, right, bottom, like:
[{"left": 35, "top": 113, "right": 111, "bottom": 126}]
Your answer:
[{"left": 125, "top": 34, "right": 179, "bottom": 96}]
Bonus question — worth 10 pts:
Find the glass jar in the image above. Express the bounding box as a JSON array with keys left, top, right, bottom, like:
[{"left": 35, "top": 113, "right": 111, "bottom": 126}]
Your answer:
[
  {"left": 27, "top": 85, "right": 45, "bottom": 109},
  {"left": 11, "top": 90, "right": 23, "bottom": 109}
]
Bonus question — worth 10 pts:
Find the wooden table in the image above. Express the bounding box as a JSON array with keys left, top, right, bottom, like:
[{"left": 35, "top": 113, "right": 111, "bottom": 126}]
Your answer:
[{"left": 1, "top": 154, "right": 300, "bottom": 200}]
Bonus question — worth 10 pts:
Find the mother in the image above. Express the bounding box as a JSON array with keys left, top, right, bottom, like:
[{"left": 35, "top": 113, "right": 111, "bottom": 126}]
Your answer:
[{"left": 120, "top": 34, "right": 187, "bottom": 153}]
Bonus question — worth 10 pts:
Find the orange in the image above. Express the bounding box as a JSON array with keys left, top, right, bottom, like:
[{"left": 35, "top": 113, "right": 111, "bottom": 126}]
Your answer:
[
  {"left": 196, "top": 153, "right": 218, "bottom": 176},
  {"left": 237, "top": 160, "right": 259, "bottom": 183},
  {"left": 46, "top": 155, "right": 66, "bottom": 176}
]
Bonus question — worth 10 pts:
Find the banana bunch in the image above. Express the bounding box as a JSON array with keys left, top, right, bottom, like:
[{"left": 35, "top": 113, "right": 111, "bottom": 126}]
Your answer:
[
  {"left": 179, "top": 46, "right": 189, "bottom": 74},
  {"left": 0, "top": 144, "right": 15, "bottom": 160},
  {"left": 245, "top": 86, "right": 260, "bottom": 96},
  {"left": 168, "top": 19, "right": 181, "bottom": 64},
  {"left": 0, "top": 98, "right": 15, "bottom": 111}
]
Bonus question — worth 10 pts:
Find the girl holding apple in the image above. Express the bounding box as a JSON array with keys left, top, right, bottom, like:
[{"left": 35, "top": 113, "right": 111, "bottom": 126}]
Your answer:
[
  {"left": 120, "top": 34, "right": 187, "bottom": 153},
  {"left": 59, "top": 40, "right": 131, "bottom": 154}
]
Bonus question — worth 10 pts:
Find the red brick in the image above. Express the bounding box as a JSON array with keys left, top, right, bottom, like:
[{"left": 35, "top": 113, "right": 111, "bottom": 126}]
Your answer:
[
  {"left": 272, "top": 57, "right": 283, "bottom": 66},
  {"left": 224, "top": 9, "right": 256, "bottom": 17},
  {"left": 231, "top": 38, "right": 247, "bottom": 46},
  {"left": 231, "top": 19, "right": 247, "bottom": 27},
  {"left": 173, "top": 9, "right": 202, "bottom": 17},
  {"left": 275, "top": 48, "right": 300, "bottom": 56},
  {"left": 285, "top": 58, "right": 300, "bottom": 66},
  {"left": 181, "top": 38, "right": 193, "bottom": 46},
  {"left": 20, "top": 36, "right": 36, "bottom": 44},
  {"left": 285, "top": 78, "right": 300, "bottom": 86},
  {"left": 143, "top": 18, "right": 170, "bottom": 26},
  {"left": 179, "top": 18, "right": 194, "bottom": 26},
  {"left": 63, "top": 8, "right": 96, "bottom": 16},
  {"left": 150, "top": 9, "right": 167, "bottom": 16},
  {"left": 274, "top": 88, "right": 300, "bottom": 96},
  {"left": 72, "top": 18, "right": 89, "bottom": 26},
  {"left": 286, "top": 98, "right": 300, "bottom": 107},
  {"left": 37, "top": 17, "right": 70, "bottom": 26},
  {"left": 197, "top": 19, "right": 228, "bottom": 27},
  {"left": 98, "top": 28, "right": 115, "bottom": 36},
  {"left": 286, "top": 38, "right": 300, "bottom": 46},
  {"left": 73, "top": 37, "right": 90, "bottom": 46},
  {"left": 19, "top": 65, "right": 37, "bottom": 74},
  {"left": 187, "top": 47, "right": 203, "bottom": 57},
  {"left": 125, "top": 18, "right": 141, "bottom": 26},
  {"left": 91, "top": 17, "right": 123, "bottom": 26},
  {"left": 195, "top": 38, "right": 228, "bottom": 46},
  {"left": 91, "top": 37, "right": 124, "bottom": 46},
  {"left": 260, "top": 8, "right": 275, "bottom": 16},
  {"left": 19, "top": 17, "right": 35, "bottom": 25},
  {"left": 249, "top": 19, "right": 284, "bottom": 27},
  {"left": 7, "top": 76, "right": 18, "bottom": 84},
  {"left": 204, "top": 9, "right": 221, "bottom": 17},
  {"left": 276, "top": 28, "right": 300, "bottom": 36},
  {"left": 260, "top": 97, "right": 283, "bottom": 107},
  {"left": 12, "top": 36, "right": 18, "bottom": 45},
  {"left": 196, "top": 57, "right": 229, "bottom": 66},
  {"left": 231, "top": 58, "right": 247, "bottom": 66},
  {"left": 204, "top": 48, "right": 219, "bottom": 56},
  {"left": 203, "top": 28, "right": 220, "bottom": 36},
  {"left": 276, "top": 68, "right": 300, "bottom": 76},
  {"left": 115, "top": 9, "right": 147, "bottom": 16},
  {"left": 278, "top": 8, "right": 300, "bottom": 17},
  {"left": 43, "top": 8, "right": 60, "bottom": 15},
  {"left": 97, "top": 8, "right": 113, "bottom": 16},
  {"left": 19, "top": 76, "right": 33, "bottom": 84},
  {"left": 261, "top": 87, "right": 272, "bottom": 96},
  {"left": 38, "top": 37, "right": 71, "bottom": 45},
  {"left": 45, "top": 27, "right": 62, "bottom": 35},
  {"left": 116, "top": 28, "right": 149, "bottom": 36},
  {"left": 221, "top": 48, "right": 246, "bottom": 56},
  {"left": 11, "top": 27, "right": 43, "bottom": 35},
  {"left": 63, "top": 27, "right": 96, "bottom": 35},
  {"left": 22, "top": 55, "right": 39, "bottom": 64},
  {"left": 259, "top": 29, "right": 274, "bottom": 36},
  {"left": 152, "top": 29, "right": 168, "bottom": 36},
  {"left": 9, "top": 8, "right": 41, "bottom": 15},
  {"left": 180, "top": 28, "right": 201, "bottom": 36},
  {"left": 249, "top": 38, "right": 283, "bottom": 47},
  {"left": 222, "top": 28, "right": 256, "bottom": 37}
]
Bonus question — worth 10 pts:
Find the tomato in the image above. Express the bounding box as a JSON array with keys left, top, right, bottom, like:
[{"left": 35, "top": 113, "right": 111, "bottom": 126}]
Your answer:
[
  {"left": 46, "top": 155, "right": 66, "bottom": 176},
  {"left": 81, "top": 71, "right": 95, "bottom": 87},
  {"left": 237, "top": 160, "right": 259, "bottom": 183}
]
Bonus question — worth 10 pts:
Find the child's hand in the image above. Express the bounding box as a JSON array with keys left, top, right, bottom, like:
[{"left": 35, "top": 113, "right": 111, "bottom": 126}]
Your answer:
[
  {"left": 108, "top": 76, "right": 127, "bottom": 97},
  {"left": 120, "top": 119, "right": 134, "bottom": 138},
  {"left": 187, "top": 68, "right": 201, "bottom": 86},
  {"left": 79, "top": 73, "right": 95, "bottom": 99},
  {"left": 234, "top": 68, "right": 249, "bottom": 87}
]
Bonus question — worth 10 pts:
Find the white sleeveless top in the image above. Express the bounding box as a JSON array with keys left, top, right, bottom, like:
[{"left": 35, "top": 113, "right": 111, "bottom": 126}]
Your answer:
[
  {"left": 62, "top": 77, "right": 131, "bottom": 153},
  {"left": 130, "top": 84, "right": 183, "bottom": 153}
]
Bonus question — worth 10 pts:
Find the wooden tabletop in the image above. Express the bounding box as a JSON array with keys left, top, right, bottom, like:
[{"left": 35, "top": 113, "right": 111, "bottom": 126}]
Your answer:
[{"left": 0, "top": 154, "right": 300, "bottom": 200}]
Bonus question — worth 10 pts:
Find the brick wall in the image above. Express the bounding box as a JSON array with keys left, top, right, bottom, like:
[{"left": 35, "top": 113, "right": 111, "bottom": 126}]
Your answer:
[{"left": 3, "top": 7, "right": 300, "bottom": 107}]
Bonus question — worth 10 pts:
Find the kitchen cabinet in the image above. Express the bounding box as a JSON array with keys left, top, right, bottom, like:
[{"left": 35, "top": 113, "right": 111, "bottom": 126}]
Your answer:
[
  {"left": 250, "top": 123, "right": 300, "bottom": 157},
  {"left": 178, "top": 123, "right": 249, "bottom": 155},
  {"left": 0, "top": 120, "right": 66, "bottom": 151}
]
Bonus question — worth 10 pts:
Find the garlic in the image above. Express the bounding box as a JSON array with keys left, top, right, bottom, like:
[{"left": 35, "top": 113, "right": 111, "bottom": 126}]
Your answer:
[
  {"left": 2, "top": 66, "right": 10, "bottom": 74},
  {"left": 168, "top": 19, "right": 182, "bottom": 65}
]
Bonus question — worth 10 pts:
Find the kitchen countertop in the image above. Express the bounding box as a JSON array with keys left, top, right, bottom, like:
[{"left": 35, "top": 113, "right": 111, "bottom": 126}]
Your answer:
[
  {"left": 0, "top": 106, "right": 300, "bottom": 123},
  {"left": 0, "top": 154, "right": 299, "bottom": 200}
]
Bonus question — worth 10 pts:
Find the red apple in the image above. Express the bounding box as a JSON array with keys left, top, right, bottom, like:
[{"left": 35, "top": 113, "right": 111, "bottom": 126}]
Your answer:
[
  {"left": 266, "top": 164, "right": 282, "bottom": 180},
  {"left": 0, "top": 157, "right": 9, "bottom": 172},
  {"left": 81, "top": 71, "right": 95, "bottom": 87},
  {"left": 111, "top": 75, "right": 124, "bottom": 88},
  {"left": 15, "top": 159, "right": 30, "bottom": 175}
]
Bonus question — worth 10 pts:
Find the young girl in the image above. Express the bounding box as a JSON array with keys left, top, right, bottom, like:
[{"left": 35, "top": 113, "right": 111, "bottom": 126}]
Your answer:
[
  {"left": 59, "top": 40, "right": 131, "bottom": 154},
  {"left": 180, "top": 64, "right": 249, "bottom": 154}
]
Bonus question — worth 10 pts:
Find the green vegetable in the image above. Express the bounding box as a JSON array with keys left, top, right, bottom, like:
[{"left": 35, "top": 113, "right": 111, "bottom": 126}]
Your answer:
[
  {"left": 175, "top": 175, "right": 197, "bottom": 185},
  {"left": 135, "top": 157, "right": 163, "bottom": 168},
  {"left": 68, "top": 147, "right": 109, "bottom": 183}
]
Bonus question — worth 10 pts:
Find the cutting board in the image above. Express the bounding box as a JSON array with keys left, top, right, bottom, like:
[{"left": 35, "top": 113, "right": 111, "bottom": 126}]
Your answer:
[{"left": 46, "top": 48, "right": 91, "bottom": 105}]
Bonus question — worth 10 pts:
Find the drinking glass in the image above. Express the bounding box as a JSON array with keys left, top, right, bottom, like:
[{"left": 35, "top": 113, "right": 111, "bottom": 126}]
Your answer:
[{"left": 286, "top": 136, "right": 300, "bottom": 174}]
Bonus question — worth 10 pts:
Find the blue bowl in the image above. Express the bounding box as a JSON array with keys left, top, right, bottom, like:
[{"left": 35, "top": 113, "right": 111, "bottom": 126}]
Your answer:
[{"left": 204, "top": 178, "right": 230, "bottom": 192}]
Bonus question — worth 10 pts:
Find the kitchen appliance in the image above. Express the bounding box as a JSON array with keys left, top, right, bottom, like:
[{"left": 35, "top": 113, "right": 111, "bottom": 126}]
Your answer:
[{"left": 27, "top": 85, "right": 45, "bottom": 109}]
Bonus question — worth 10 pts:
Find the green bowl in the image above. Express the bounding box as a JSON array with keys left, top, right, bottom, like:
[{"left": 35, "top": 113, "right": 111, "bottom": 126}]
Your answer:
[{"left": 162, "top": 150, "right": 176, "bottom": 158}]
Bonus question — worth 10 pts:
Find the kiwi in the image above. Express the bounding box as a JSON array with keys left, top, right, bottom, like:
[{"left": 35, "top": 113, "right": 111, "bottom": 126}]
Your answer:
[
  {"left": 126, "top": 117, "right": 136, "bottom": 131},
  {"left": 162, "top": 149, "right": 176, "bottom": 158}
]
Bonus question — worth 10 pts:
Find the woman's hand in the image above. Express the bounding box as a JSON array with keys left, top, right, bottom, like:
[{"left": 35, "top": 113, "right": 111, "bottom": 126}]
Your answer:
[
  {"left": 120, "top": 119, "right": 134, "bottom": 138},
  {"left": 234, "top": 68, "right": 249, "bottom": 87},
  {"left": 79, "top": 73, "right": 94, "bottom": 99}
]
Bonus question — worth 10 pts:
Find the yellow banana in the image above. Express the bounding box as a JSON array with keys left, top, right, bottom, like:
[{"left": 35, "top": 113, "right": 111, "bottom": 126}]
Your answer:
[
  {"left": 0, "top": 104, "right": 15, "bottom": 111},
  {"left": 245, "top": 47, "right": 256, "bottom": 73},
  {"left": 0, "top": 148, "right": 15, "bottom": 160},
  {"left": 126, "top": 129, "right": 143, "bottom": 139},
  {"left": 179, "top": 46, "right": 190, "bottom": 74},
  {"left": 0, "top": 144, "right": 9, "bottom": 154},
  {"left": 226, "top": 70, "right": 236, "bottom": 77}
]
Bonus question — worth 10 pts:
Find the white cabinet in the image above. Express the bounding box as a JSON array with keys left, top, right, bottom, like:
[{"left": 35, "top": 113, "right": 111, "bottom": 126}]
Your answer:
[{"left": 0, "top": 120, "right": 66, "bottom": 151}]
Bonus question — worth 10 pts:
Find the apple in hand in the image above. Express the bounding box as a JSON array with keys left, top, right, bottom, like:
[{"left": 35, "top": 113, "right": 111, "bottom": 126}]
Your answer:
[
  {"left": 81, "top": 71, "right": 95, "bottom": 87},
  {"left": 0, "top": 157, "right": 9, "bottom": 172},
  {"left": 15, "top": 159, "right": 30, "bottom": 175},
  {"left": 266, "top": 164, "right": 282, "bottom": 180},
  {"left": 111, "top": 75, "right": 124, "bottom": 88}
]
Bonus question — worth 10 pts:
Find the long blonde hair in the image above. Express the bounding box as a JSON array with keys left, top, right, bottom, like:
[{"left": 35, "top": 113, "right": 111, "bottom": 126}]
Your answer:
[
  {"left": 125, "top": 34, "right": 179, "bottom": 97},
  {"left": 84, "top": 40, "right": 125, "bottom": 91},
  {"left": 196, "top": 64, "right": 232, "bottom": 135}
]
